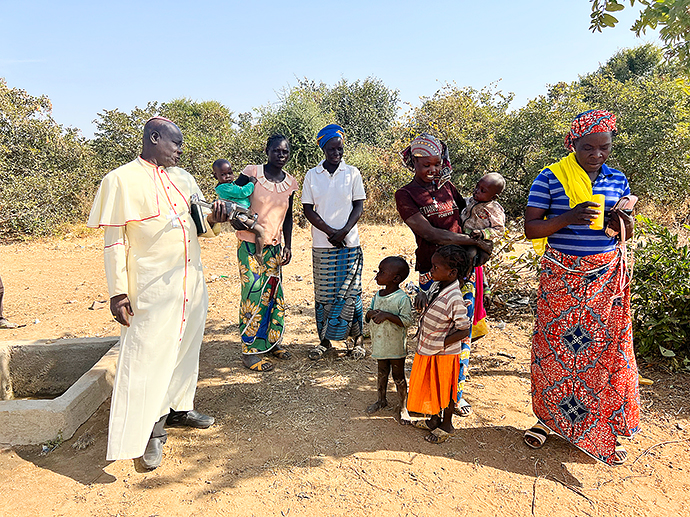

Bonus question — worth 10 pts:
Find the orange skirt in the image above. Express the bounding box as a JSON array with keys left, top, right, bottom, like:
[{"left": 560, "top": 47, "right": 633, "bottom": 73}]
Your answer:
[{"left": 407, "top": 354, "right": 460, "bottom": 415}]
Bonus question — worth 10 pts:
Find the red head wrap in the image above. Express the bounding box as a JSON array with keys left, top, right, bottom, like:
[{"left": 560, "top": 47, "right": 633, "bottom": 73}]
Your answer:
[{"left": 564, "top": 109, "right": 617, "bottom": 151}]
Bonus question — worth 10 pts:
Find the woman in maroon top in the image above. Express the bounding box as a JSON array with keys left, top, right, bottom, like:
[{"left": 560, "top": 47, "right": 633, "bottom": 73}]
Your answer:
[
  {"left": 395, "top": 134, "right": 490, "bottom": 288},
  {"left": 395, "top": 133, "right": 491, "bottom": 418}
]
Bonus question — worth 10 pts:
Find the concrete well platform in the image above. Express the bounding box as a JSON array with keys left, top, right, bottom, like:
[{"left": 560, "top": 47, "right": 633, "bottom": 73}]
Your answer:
[{"left": 0, "top": 337, "right": 119, "bottom": 446}]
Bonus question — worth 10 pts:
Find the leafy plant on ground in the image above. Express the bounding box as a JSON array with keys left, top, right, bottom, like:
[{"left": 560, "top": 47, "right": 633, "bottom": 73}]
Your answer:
[
  {"left": 632, "top": 215, "right": 690, "bottom": 367},
  {"left": 484, "top": 221, "right": 540, "bottom": 317}
]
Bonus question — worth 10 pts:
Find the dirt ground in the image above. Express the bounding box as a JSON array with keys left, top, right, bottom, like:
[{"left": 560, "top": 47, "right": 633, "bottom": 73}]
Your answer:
[{"left": 1, "top": 223, "right": 689, "bottom": 517}]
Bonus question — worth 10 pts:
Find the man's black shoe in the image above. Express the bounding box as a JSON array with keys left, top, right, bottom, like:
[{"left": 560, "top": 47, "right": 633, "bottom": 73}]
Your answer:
[
  {"left": 140, "top": 436, "right": 165, "bottom": 470},
  {"left": 166, "top": 409, "right": 215, "bottom": 429}
]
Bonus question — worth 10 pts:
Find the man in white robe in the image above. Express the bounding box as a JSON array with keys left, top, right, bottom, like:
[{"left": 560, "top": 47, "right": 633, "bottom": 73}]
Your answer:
[{"left": 88, "top": 118, "right": 227, "bottom": 470}]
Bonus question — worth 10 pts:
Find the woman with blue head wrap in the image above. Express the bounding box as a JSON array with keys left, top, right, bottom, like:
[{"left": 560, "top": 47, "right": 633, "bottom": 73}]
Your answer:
[
  {"left": 302, "top": 124, "right": 367, "bottom": 360},
  {"left": 316, "top": 124, "right": 345, "bottom": 149}
]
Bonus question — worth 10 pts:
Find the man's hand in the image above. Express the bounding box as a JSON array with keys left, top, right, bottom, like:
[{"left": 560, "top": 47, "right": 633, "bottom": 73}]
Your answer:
[
  {"left": 207, "top": 200, "right": 228, "bottom": 224},
  {"left": 110, "top": 293, "right": 133, "bottom": 327}
]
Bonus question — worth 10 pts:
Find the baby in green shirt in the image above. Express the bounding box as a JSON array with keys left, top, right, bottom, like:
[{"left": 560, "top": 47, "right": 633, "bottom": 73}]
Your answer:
[{"left": 213, "top": 159, "right": 266, "bottom": 263}]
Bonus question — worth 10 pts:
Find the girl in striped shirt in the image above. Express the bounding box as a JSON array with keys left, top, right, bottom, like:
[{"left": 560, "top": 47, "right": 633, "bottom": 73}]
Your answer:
[{"left": 407, "top": 245, "right": 472, "bottom": 443}]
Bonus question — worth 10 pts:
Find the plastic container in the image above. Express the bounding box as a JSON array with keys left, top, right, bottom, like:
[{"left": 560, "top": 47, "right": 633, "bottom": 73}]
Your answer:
[{"left": 590, "top": 194, "right": 605, "bottom": 230}]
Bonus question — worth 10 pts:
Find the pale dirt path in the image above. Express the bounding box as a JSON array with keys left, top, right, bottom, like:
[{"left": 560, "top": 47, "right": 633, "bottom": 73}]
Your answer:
[{"left": 0, "top": 224, "right": 689, "bottom": 517}]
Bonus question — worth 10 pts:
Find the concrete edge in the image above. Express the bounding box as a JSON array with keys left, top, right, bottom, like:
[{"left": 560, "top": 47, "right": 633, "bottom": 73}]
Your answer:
[{"left": 0, "top": 339, "right": 119, "bottom": 446}]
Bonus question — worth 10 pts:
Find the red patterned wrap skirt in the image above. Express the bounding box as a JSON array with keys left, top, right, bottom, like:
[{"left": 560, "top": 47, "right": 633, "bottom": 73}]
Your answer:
[{"left": 531, "top": 246, "right": 640, "bottom": 465}]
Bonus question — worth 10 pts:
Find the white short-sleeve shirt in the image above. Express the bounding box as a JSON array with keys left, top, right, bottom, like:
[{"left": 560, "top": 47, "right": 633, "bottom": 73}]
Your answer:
[{"left": 301, "top": 160, "right": 367, "bottom": 248}]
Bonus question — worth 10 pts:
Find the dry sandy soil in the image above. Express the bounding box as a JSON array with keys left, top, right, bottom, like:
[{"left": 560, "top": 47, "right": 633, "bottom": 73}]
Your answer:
[{"left": 0, "top": 224, "right": 689, "bottom": 517}]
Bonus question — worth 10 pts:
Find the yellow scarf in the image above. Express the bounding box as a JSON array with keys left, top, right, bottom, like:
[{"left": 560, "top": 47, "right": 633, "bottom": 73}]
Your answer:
[{"left": 532, "top": 153, "right": 593, "bottom": 255}]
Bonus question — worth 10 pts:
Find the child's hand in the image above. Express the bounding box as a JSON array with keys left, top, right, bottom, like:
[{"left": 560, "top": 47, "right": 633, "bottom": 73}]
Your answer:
[
  {"left": 414, "top": 291, "right": 429, "bottom": 312},
  {"left": 371, "top": 311, "right": 390, "bottom": 324},
  {"left": 365, "top": 309, "right": 378, "bottom": 322},
  {"left": 470, "top": 229, "right": 482, "bottom": 240}
]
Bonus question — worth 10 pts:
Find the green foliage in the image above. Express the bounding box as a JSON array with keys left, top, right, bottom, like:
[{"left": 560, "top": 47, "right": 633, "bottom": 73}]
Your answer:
[
  {"left": 0, "top": 79, "right": 98, "bottom": 237},
  {"left": 631, "top": 216, "right": 690, "bottom": 365},
  {"left": 493, "top": 82, "right": 588, "bottom": 216},
  {"left": 483, "top": 221, "right": 540, "bottom": 315},
  {"left": 580, "top": 69, "right": 690, "bottom": 200},
  {"left": 346, "top": 142, "right": 411, "bottom": 223},
  {"left": 91, "top": 102, "right": 159, "bottom": 173},
  {"left": 162, "top": 98, "right": 248, "bottom": 196},
  {"left": 4, "top": 47, "right": 690, "bottom": 238},
  {"left": 257, "top": 86, "right": 331, "bottom": 176},
  {"left": 590, "top": 1, "right": 690, "bottom": 73},
  {"left": 493, "top": 47, "right": 690, "bottom": 216},
  {"left": 406, "top": 84, "right": 512, "bottom": 191},
  {"left": 319, "top": 77, "right": 399, "bottom": 146},
  {"left": 92, "top": 99, "right": 265, "bottom": 200},
  {"left": 584, "top": 43, "right": 663, "bottom": 83}
]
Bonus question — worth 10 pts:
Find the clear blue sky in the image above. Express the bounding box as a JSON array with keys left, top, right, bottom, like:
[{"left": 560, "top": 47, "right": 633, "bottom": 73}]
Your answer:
[{"left": 0, "top": 1, "right": 656, "bottom": 138}]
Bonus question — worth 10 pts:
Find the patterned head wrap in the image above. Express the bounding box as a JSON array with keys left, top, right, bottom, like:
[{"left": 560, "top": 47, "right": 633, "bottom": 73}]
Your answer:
[
  {"left": 400, "top": 133, "right": 452, "bottom": 188},
  {"left": 564, "top": 109, "right": 617, "bottom": 151},
  {"left": 316, "top": 124, "right": 345, "bottom": 148}
]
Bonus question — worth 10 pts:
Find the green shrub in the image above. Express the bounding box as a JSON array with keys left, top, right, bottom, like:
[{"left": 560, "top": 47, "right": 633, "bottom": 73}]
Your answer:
[
  {"left": 632, "top": 216, "right": 690, "bottom": 366},
  {"left": 0, "top": 79, "right": 99, "bottom": 238},
  {"left": 483, "top": 221, "right": 539, "bottom": 316}
]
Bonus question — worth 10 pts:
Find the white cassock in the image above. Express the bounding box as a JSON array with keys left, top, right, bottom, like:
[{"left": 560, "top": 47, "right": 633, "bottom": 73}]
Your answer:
[{"left": 87, "top": 157, "right": 219, "bottom": 460}]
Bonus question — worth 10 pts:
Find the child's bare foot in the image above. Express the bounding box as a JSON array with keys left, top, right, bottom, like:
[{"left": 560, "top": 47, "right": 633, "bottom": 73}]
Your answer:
[
  {"left": 366, "top": 399, "right": 388, "bottom": 414},
  {"left": 426, "top": 414, "right": 441, "bottom": 430}
]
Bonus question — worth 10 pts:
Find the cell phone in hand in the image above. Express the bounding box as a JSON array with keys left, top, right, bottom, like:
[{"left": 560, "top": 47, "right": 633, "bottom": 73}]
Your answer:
[
  {"left": 605, "top": 195, "right": 638, "bottom": 237},
  {"left": 610, "top": 195, "right": 638, "bottom": 214}
]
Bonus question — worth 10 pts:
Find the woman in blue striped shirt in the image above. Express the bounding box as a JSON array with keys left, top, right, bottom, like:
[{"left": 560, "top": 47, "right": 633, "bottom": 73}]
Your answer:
[{"left": 523, "top": 110, "right": 640, "bottom": 466}]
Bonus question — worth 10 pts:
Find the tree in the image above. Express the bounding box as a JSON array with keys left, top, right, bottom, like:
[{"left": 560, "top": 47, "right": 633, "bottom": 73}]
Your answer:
[
  {"left": 256, "top": 86, "right": 332, "bottom": 176},
  {"left": 494, "top": 45, "right": 690, "bottom": 216},
  {"left": 585, "top": 43, "right": 664, "bottom": 83},
  {"left": 91, "top": 102, "right": 159, "bottom": 173},
  {"left": 494, "top": 82, "right": 588, "bottom": 216},
  {"left": 0, "top": 78, "right": 98, "bottom": 237},
  {"left": 590, "top": 1, "right": 690, "bottom": 72},
  {"left": 319, "top": 77, "right": 399, "bottom": 146},
  {"left": 407, "top": 84, "right": 512, "bottom": 190},
  {"left": 92, "top": 99, "right": 264, "bottom": 198}
]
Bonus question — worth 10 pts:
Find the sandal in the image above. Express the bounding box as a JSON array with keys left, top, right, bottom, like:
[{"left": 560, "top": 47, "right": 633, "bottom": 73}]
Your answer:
[
  {"left": 272, "top": 346, "right": 291, "bottom": 360},
  {"left": 411, "top": 419, "right": 433, "bottom": 431},
  {"left": 454, "top": 397, "right": 472, "bottom": 417},
  {"left": 612, "top": 441, "right": 628, "bottom": 465},
  {"left": 524, "top": 422, "right": 550, "bottom": 449},
  {"left": 308, "top": 344, "right": 332, "bottom": 361},
  {"left": 425, "top": 427, "right": 453, "bottom": 444},
  {"left": 350, "top": 345, "right": 366, "bottom": 360},
  {"left": 0, "top": 318, "right": 18, "bottom": 329},
  {"left": 243, "top": 356, "right": 274, "bottom": 372}
]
